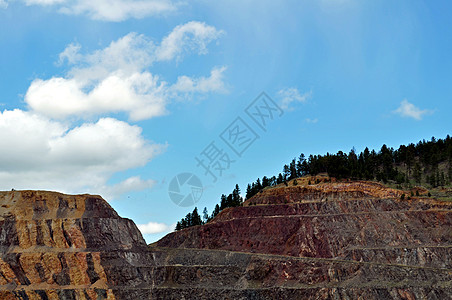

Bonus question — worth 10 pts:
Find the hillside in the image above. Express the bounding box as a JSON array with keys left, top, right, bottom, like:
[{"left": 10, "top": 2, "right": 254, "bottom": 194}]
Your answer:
[
  {"left": 155, "top": 178, "right": 452, "bottom": 299},
  {"left": 0, "top": 190, "right": 154, "bottom": 299},
  {"left": 0, "top": 181, "right": 451, "bottom": 299}
]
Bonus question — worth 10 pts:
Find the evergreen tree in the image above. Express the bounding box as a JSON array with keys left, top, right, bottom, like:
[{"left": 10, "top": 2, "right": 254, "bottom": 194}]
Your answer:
[
  {"left": 202, "top": 207, "right": 209, "bottom": 223},
  {"left": 262, "top": 176, "right": 269, "bottom": 188},
  {"left": 277, "top": 173, "right": 284, "bottom": 184},
  {"left": 191, "top": 207, "right": 202, "bottom": 226},
  {"left": 246, "top": 184, "right": 252, "bottom": 199},
  {"left": 232, "top": 184, "right": 242, "bottom": 206},
  {"left": 413, "top": 163, "right": 422, "bottom": 185},
  {"left": 283, "top": 164, "right": 290, "bottom": 180},
  {"left": 289, "top": 158, "right": 297, "bottom": 180},
  {"left": 220, "top": 194, "right": 227, "bottom": 210},
  {"left": 211, "top": 204, "right": 220, "bottom": 219},
  {"left": 296, "top": 153, "right": 305, "bottom": 177}
]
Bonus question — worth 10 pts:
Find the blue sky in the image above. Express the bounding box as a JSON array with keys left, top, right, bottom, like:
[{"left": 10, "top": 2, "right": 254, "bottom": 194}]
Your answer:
[{"left": 0, "top": 0, "right": 450, "bottom": 242}]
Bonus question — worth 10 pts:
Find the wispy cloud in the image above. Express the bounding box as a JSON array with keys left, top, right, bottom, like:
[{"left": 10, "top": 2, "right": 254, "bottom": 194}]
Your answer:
[
  {"left": 14, "top": 0, "right": 179, "bottom": 21},
  {"left": 305, "top": 118, "right": 318, "bottom": 124},
  {"left": 393, "top": 99, "right": 433, "bottom": 121},
  {"left": 26, "top": 22, "right": 226, "bottom": 121},
  {"left": 137, "top": 221, "right": 175, "bottom": 234},
  {"left": 93, "top": 176, "right": 158, "bottom": 200},
  {"left": 277, "top": 87, "right": 311, "bottom": 111},
  {"left": 155, "top": 21, "right": 224, "bottom": 62}
]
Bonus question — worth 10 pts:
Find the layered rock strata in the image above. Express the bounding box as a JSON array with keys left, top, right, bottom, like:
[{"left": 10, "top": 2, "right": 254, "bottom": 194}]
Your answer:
[{"left": 0, "top": 190, "right": 154, "bottom": 299}]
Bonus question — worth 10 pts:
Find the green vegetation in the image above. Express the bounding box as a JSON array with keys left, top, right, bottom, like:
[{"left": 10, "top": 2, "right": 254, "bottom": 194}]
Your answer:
[
  {"left": 176, "top": 184, "right": 242, "bottom": 230},
  {"left": 176, "top": 135, "right": 452, "bottom": 231}
]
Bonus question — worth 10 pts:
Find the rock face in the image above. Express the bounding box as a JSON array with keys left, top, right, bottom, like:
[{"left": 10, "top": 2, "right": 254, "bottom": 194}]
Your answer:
[
  {"left": 155, "top": 181, "right": 452, "bottom": 299},
  {"left": 1, "top": 181, "right": 452, "bottom": 299},
  {"left": 0, "top": 190, "right": 154, "bottom": 299}
]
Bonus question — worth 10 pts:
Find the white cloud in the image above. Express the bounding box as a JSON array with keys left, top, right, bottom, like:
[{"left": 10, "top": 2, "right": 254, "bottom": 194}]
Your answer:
[
  {"left": 137, "top": 221, "right": 175, "bottom": 234},
  {"left": 93, "top": 176, "right": 157, "bottom": 200},
  {"left": 26, "top": 25, "right": 225, "bottom": 121},
  {"left": 0, "top": 0, "right": 8, "bottom": 8},
  {"left": 26, "top": 71, "right": 169, "bottom": 121},
  {"left": 0, "top": 109, "right": 165, "bottom": 197},
  {"left": 21, "top": 0, "right": 178, "bottom": 21},
  {"left": 3, "top": 22, "right": 225, "bottom": 202},
  {"left": 393, "top": 99, "right": 433, "bottom": 121},
  {"left": 171, "top": 66, "right": 227, "bottom": 94},
  {"left": 155, "top": 21, "right": 224, "bottom": 62},
  {"left": 278, "top": 87, "right": 311, "bottom": 111}
]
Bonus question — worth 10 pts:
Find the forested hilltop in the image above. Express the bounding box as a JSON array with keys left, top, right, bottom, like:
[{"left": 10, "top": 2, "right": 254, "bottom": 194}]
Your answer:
[{"left": 176, "top": 135, "right": 452, "bottom": 230}]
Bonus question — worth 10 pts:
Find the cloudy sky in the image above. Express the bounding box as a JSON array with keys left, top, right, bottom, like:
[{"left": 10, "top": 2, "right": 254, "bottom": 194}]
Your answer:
[{"left": 1, "top": 0, "right": 451, "bottom": 242}]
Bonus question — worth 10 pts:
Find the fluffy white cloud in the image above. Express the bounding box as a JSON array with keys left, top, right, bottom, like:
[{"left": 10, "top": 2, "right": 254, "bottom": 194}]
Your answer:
[
  {"left": 4, "top": 22, "right": 225, "bottom": 202},
  {"left": 26, "top": 24, "right": 226, "bottom": 121},
  {"left": 0, "top": 0, "right": 8, "bottom": 8},
  {"left": 393, "top": 99, "right": 433, "bottom": 120},
  {"left": 22, "top": 0, "right": 178, "bottom": 21},
  {"left": 26, "top": 71, "right": 169, "bottom": 121},
  {"left": 0, "top": 109, "right": 165, "bottom": 197},
  {"left": 137, "top": 221, "right": 174, "bottom": 234},
  {"left": 278, "top": 87, "right": 311, "bottom": 111}
]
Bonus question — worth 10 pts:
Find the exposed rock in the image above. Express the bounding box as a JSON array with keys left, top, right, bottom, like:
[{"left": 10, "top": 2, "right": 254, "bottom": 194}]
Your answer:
[
  {"left": 0, "top": 190, "right": 154, "bottom": 299},
  {"left": 1, "top": 180, "right": 452, "bottom": 299},
  {"left": 156, "top": 180, "right": 452, "bottom": 299}
]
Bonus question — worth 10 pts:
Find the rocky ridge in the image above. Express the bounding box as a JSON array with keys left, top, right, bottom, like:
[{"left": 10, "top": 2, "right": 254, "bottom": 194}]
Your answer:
[
  {"left": 155, "top": 180, "right": 452, "bottom": 299},
  {"left": 0, "top": 190, "right": 154, "bottom": 299},
  {"left": 1, "top": 179, "right": 452, "bottom": 299}
]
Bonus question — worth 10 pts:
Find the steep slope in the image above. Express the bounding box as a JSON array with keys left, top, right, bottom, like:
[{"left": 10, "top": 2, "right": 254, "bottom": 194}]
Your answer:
[
  {"left": 1, "top": 181, "right": 451, "bottom": 299},
  {"left": 0, "top": 190, "right": 154, "bottom": 299},
  {"left": 155, "top": 180, "right": 452, "bottom": 299}
]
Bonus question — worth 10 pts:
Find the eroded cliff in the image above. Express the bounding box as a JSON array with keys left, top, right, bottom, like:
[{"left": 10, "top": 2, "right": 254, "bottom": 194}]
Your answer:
[
  {"left": 1, "top": 180, "right": 452, "bottom": 299},
  {"left": 155, "top": 180, "right": 452, "bottom": 299},
  {"left": 0, "top": 190, "right": 154, "bottom": 299}
]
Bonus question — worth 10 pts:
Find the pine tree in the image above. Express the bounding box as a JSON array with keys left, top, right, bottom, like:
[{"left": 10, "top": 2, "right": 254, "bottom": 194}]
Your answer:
[
  {"left": 277, "top": 173, "right": 284, "bottom": 184},
  {"left": 220, "top": 194, "right": 227, "bottom": 210},
  {"left": 289, "top": 159, "right": 297, "bottom": 180},
  {"left": 296, "top": 153, "right": 305, "bottom": 177},
  {"left": 283, "top": 164, "right": 290, "bottom": 180},
  {"left": 232, "top": 184, "right": 242, "bottom": 206},
  {"left": 175, "top": 221, "right": 182, "bottom": 231},
  {"left": 262, "top": 176, "right": 269, "bottom": 188},
  {"left": 202, "top": 207, "right": 209, "bottom": 223},
  {"left": 191, "top": 207, "right": 202, "bottom": 226},
  {"left": 246, "top": 184, "right": 252, "bottom": 199},
  {"left": 211, "top": 204, "right": 220, "bottom": 219},
  {"left": 413, "top": 163, "right": 422, "bottom": 185}
]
